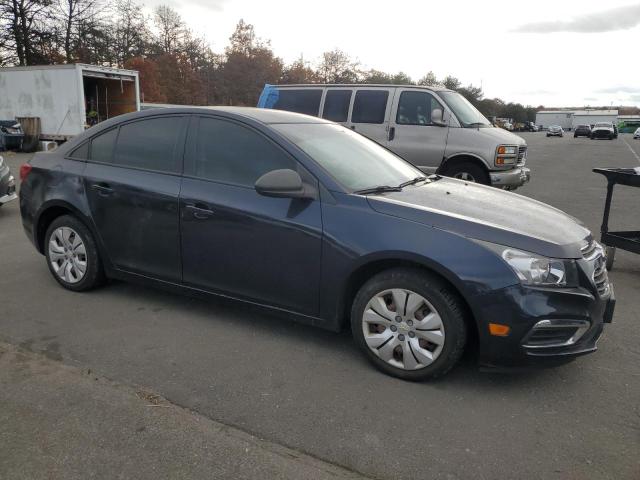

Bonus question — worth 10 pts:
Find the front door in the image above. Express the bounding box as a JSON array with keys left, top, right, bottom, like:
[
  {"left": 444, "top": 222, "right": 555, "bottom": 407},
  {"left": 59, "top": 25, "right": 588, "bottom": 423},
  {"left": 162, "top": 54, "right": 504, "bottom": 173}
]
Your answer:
[
  {"left": 180, "top": 116, "right": 323, "bottom": 316},
  {"left": 388, "top": 89, "right": 449, "bottom": 172},
  {"left": 347, "top": 88, "right": 395, "bottom": 146},
  {"left": 83, "top": 116, "right": 187, "bottom": 282}
]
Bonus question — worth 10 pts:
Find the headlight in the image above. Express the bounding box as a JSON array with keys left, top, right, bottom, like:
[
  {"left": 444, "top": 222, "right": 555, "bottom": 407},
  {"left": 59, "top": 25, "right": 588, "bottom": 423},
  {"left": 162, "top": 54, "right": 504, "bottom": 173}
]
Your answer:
[
  {"left": 495, "top": 145, "right": 518, "bottom": 167},
  {"left": 479, "top": 241, "right": 578, "bottom": 287}
]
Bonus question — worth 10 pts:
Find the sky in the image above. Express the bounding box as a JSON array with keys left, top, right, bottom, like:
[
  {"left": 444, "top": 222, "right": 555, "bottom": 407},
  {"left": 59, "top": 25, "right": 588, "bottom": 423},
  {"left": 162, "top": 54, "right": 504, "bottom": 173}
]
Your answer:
[{"left": 144, "top": 0, "right": 640, "bottom": 108}]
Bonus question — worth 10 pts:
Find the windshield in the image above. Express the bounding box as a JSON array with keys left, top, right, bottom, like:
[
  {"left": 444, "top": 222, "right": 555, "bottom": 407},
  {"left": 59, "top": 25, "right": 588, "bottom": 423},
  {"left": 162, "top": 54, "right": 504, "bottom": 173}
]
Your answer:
[
  {"left": 595, "top": 122, "right": 611, "bottom": 127},
  {"left": 272, "top": 123, "right": 423, "bottom": 192},
  {"left": 438, "top": 91, "right": 492, "bottom": 128}
]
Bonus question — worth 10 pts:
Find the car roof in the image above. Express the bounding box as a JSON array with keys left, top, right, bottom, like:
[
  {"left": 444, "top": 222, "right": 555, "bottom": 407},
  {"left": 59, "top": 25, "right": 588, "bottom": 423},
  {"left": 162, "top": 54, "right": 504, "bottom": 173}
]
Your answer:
[
  {"left": 273, "top": 83, "right": 450, "bottom": 92},
  {"left": 137, "top": 106, "right": 330, "bottom": 125}
]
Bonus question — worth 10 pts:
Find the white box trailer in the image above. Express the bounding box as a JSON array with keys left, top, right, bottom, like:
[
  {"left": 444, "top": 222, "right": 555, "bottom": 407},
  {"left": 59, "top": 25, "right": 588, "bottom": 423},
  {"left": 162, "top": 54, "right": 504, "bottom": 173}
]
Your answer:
[
  {"left": 0, "top": 63, "right": 140, "bottom": 140},
  {"left": 535, "top": 111, "right": 574, "bottom": 130}
]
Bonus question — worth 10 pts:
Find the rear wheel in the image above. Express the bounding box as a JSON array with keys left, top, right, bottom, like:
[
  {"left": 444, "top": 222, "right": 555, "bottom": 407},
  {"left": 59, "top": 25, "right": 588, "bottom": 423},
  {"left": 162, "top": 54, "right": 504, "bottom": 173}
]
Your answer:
[
  {"left": 442, "top": 161, "right": 490, "bottom": 185},
  {"left": 351, "top": 268, "right": 467, "bottom": 381},
  {"left": 605, "top": 246, "right": 616, "bottom": 270},
  {"left": 44, "top": 215, "right": 105, "bottom": 291}
]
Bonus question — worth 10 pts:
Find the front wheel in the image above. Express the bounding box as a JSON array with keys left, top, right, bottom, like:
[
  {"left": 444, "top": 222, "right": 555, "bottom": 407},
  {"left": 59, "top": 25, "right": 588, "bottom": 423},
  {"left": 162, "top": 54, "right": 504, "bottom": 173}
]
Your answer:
[
  {"left": 44, "top": 215, "right": 105, "bottom": 291},
  {"left": 350, "top": 268, "right": 467, "bottom": 381},
  {"left": 442, "top": 161, "right": 490, "bottom": 185}
]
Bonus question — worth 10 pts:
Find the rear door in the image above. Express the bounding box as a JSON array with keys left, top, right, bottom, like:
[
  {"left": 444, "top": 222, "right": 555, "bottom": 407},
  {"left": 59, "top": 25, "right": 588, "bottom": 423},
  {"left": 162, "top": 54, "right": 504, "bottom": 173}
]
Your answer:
[
  {"left": 347, "top": 88, "right": 394, "bottom": 145},
  {"left": 388, "top": 89, "right": 448, "bottom": 171},
  {"left": 83, "top": 115, "right": 187, "bottom": 282}
]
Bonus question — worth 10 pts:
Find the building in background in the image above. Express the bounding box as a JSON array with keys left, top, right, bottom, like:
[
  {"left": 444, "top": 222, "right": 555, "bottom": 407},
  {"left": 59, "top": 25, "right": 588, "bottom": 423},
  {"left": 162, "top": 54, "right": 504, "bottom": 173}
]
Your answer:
[{"left": 535, "top": 109, "right": 619, "bottom": 131}]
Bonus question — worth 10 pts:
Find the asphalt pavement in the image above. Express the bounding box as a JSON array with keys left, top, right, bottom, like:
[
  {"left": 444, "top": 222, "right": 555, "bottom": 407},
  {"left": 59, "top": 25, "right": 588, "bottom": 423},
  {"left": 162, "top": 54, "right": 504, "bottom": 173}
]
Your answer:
[{"left": 0, "top": 134, "right": 639, "bottom": 479}]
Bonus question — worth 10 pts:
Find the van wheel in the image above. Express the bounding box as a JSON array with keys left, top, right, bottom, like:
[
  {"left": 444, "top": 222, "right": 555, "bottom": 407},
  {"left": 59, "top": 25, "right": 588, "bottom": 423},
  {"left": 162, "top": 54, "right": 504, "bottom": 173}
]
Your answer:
[
  {"left": 351, "top": 268, "right": 467, "bottom": 381},
  {"left": 44, "top": 215, "right": 105, "bottom": 292},
  {"left": 442, "top": 162, "right": 490, "bottom": 185}
]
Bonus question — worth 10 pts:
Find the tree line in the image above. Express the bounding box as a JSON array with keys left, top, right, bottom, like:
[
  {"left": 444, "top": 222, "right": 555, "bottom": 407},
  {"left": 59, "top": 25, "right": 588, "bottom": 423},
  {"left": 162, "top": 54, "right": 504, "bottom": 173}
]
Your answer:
[{"left": 0, "top": 0, "right": 542, "bottom": 121}]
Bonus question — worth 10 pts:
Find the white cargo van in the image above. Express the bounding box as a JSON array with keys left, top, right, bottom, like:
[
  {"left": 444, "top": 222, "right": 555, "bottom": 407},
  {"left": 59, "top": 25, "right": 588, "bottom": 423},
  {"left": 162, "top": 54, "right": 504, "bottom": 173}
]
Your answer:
[{"left": 257, "top": 84, "right": 530, "bottom": 189}]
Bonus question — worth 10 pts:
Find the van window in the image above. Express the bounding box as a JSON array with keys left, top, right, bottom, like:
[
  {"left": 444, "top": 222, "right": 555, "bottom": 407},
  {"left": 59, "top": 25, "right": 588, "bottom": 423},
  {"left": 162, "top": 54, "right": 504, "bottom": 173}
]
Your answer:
[
  {"left": 273, "top": 89, "right": 322, "bottom": 116},
  {"left": 113, "top": 117, "right": 183, "bottom": 173},
  {"left": 322, "top": 90, "right": 352, "bottom": 122},
  {"left": 194, "top": 117, "right": 296, "bottom": 187},
  {"left": 396, "top": 91, "right": 442, "bottom": 125},
  {"left": 351, "top": 90, "right": 388, "bottom": 124},
  {"left": 90, "top": 128, "right": 118, "bottom": 163}
]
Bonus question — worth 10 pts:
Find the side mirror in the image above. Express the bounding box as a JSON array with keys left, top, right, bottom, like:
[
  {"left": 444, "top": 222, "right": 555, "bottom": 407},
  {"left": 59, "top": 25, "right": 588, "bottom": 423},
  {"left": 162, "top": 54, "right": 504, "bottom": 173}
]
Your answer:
[
  {"left": 255, "top": 169, "right": 314, "bottom": 199},
  {"left": 431, "top": 108, "right": 447, "bottom": 127}
]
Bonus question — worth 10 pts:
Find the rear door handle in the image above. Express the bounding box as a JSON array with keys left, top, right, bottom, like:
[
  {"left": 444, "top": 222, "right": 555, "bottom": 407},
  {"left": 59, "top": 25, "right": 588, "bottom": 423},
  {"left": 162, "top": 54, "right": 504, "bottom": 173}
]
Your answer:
[
  {"left": 185, "top": 203, "right": 214, "bottom": 219},
  {"left": 388, "top": 126, "right": 395, "bottom": 141},
  {"left": 91, "top": 183, "right": 114, "bottom": 195}
]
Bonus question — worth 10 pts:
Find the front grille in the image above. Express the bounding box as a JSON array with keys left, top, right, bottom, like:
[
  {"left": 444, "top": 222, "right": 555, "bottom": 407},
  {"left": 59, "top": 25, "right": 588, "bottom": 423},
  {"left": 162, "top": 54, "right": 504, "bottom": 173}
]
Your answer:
[
  {"left": 581, "top": 239, "right": 610, "bottom": 296},
  {"left": 517, "top": 145, "right": 527, "bottom": 162}
]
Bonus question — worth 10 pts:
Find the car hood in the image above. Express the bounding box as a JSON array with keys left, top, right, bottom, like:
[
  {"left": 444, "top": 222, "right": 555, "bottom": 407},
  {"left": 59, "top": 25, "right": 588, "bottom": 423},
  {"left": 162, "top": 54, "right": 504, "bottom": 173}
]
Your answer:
[
  {"left": 473, "top": 126, "right": 526, "bottom": 145},
  {"left": 366, "top": 178, "right": 590, "bottom": 259}
]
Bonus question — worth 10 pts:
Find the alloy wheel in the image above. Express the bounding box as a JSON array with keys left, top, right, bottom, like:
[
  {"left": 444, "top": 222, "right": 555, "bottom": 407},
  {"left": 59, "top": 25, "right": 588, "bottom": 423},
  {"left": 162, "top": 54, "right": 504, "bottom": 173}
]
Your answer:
[
  {"left": 362, "top": 289, "right": 445, "bottom": 370},
  {"left": 48, "top": 226, "right": 87, "bottom": 284}
]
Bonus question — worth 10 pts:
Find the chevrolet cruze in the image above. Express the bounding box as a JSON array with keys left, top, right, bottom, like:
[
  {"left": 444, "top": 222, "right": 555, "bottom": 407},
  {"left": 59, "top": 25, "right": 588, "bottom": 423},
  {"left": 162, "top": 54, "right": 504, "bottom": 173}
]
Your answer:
[{"left": 19, "top": 108, "right": 615, "bottom": 380}]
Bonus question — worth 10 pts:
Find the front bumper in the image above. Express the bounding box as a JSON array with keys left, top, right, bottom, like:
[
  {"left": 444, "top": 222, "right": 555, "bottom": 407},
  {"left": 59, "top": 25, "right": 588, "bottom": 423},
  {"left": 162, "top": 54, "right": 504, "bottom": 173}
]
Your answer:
[
  {"left": 490, "top": 166, "right": 531, "bottom": 189},
  {"left": 472, "top": 282, "right": 614, "bottom": 369}
]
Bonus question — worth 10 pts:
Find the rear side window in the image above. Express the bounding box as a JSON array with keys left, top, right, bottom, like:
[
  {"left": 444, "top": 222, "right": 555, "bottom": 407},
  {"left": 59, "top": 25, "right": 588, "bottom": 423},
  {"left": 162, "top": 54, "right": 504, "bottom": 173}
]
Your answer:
[
  {"left": 273, "top": 89, "right": 322, "bottom": 116},
  {"left": 70, "top": 142, "right": 89, "bottom": 160},
  {"left": 113, "top": 117, "right": 183, "bottom": 173},
  {"left": 90, "top": 128, "right": 117, "bottom": 163},
  {"left": 322, "top": 90, "right": 352, "bottom": 122},
  {"left": 396, "top": 91, "right": 443, "bottom": 125},
  {"left": 194, "top": 117, "right": 296, "bottom": 187},
  {"left": 352, "top": 90, "right": 388, "bottom": 124}
]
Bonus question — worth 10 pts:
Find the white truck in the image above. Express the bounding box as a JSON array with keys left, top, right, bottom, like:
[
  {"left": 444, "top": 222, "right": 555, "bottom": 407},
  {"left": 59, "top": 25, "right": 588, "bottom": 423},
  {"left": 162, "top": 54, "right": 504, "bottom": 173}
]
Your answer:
[{"left": 0, "top": 63, "right": 140, "bottom": 141}]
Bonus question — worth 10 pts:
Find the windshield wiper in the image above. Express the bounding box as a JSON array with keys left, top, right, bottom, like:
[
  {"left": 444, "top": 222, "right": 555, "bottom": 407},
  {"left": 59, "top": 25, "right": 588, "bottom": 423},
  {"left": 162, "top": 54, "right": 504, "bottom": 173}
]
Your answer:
[
  {"left": 353, "top": 185, "right": 403, "bottom": 195},
  {"left": 398, "top": 176, "right": 427, "bottom": 188},
  {"left": 465, "top": 122, "right": 488, "bottom": 128}
]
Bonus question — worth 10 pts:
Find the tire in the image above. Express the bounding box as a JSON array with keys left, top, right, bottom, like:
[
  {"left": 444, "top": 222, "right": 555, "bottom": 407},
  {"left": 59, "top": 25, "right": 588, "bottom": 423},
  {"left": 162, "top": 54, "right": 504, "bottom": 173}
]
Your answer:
[
  {"left": 605, "top": 246, "right": 616, "bottom": 271},
  {"left": 350, "top": 268, "right": 467, "bottom": 381},
  {"left": 44, "top": 214, "right": 105, "bottom": 291},
  {"left": 442, "top": 161, "right": 490, "bottom": 185}
]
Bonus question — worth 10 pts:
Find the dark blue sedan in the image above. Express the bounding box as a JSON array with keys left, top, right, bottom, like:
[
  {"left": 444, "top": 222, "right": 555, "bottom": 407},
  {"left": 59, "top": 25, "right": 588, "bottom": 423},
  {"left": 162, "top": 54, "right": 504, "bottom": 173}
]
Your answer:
[{"left": 18, "top": 107, "right": 614, "bottom": 380}]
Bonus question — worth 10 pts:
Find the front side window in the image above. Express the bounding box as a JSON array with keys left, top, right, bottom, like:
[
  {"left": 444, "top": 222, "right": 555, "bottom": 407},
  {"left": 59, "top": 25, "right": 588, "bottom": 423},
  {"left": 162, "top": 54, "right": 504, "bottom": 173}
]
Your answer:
[
  {"left": 273, "top": 89, "right": 322, "bottom": 116},
  {"left": 113, "top": 117, "right": 183, "bottom": 173},
  {"left": 396, "top": 91, "right": 442, "bottom": 126},
  {"left": 90, "top": 128, "right": 118, "bottom": 163},
  {"left": 322, "top": 90, "right": 352, "bottom": 122},
  {"left": 438, "top": 91, "right": 492, "bottom": 128},
  {"left": 351, "top": 90, "right": 389, "bottom": 124},
  {"left": 273, "top": 123, "right": 421, "bottom": 191},
  {"left": 194, "top": 117, "right": 296, "bottom": 187}
]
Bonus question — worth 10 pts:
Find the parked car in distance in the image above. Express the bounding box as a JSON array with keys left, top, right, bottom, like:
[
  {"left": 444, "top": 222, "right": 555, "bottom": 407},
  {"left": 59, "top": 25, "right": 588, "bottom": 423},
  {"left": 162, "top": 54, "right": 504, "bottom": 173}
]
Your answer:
[
  {"left": 257, "top": 84, "right": 530, "bottom": 190},
  {"left": 591, "top": 122, "right": 615, "bottom": 140},
  {"left": 574, "top": 124, "right": 591, "bottom": 138},
  {"left": 0, "top": 155, "right": 17, "bottom": 207},
  {"left": 19, "top": 107, "right": 614, "bottom": 381},
  {"left": 517, "top": 121, "right": 538, "bottom": 132},
  {"left": 634, "top": 127, "right": 640, "bottom": 139},
  {"left": 547, "top": 125, "right": 564, "bottom": 137}
]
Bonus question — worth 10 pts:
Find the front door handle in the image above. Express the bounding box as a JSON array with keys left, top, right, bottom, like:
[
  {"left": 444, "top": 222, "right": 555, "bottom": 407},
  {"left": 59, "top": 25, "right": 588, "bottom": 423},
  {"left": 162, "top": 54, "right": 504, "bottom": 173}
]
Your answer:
[
  {"left": 185, "top": 203, "right": 214, "bottom": 219},
  {"left": 91, "top": 183, "right": 114, "bottom": 196}
]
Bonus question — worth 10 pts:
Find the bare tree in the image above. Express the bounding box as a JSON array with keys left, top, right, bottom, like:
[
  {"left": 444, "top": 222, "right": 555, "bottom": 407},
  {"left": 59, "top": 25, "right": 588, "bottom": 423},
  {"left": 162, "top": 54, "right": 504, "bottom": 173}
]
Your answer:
[
  {"left": 317, "top": 49, "right": 359, "bottom": 83},
  {"left": 154, "top": 5, "right": 183, "bottom": 54},
  {"left": 55, "top": 0, "right": 101, "bottom": 62},
  {"left": 0, "top": 0, "right": 53, "bottom": 65}
]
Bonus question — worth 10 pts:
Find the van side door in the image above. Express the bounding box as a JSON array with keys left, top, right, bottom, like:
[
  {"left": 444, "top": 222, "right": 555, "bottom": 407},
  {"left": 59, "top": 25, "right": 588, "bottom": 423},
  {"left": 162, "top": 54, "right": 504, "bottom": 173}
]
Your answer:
[
  {"left": 347, "top": 88, "right": 395, "bottom": 145},
  {"left": 388, "top": 89, "right": 448, "bottom": 172}
]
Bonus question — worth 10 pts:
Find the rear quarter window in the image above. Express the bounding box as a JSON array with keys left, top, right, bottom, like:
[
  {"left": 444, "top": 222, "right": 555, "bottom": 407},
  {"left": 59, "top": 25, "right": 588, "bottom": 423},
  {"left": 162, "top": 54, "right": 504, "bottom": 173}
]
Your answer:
[{"left": 90, "top": 128, "right": 118, "bottom": 163}]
